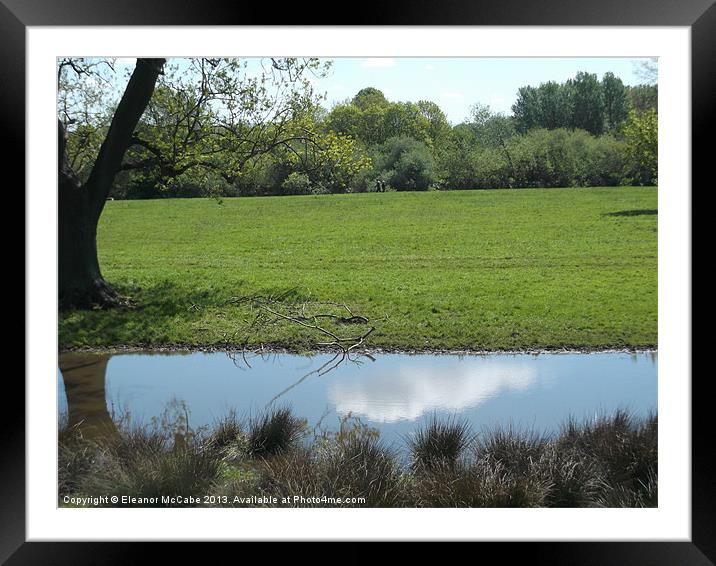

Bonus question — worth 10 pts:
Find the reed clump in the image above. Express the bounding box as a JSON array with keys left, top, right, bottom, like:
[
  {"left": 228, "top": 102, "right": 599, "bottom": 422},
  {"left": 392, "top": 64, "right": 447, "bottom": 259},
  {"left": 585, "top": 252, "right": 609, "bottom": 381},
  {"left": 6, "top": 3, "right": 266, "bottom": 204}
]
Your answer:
[{"left": 59, "top": 408, "right": 657, "bottom": 508}]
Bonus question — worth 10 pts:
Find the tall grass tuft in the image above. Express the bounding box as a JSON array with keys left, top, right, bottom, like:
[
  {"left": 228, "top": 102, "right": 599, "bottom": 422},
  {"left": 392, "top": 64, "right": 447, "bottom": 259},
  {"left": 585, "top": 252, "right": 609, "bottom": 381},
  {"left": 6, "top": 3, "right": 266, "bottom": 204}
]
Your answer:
[
  {"left": 408, "top": 415, "right": 474, "bottom": 471},
  {"left": 558, "top": 409, "right": 657, "bottom": 499},
  {"left": 474, "top": 424, "right": 548, "bottom": 475},
  {"left": 58, "top": 422, "right": 103, "bottom": 496},
  {"left": 321, "top": 431, "right": 404, "bottom": 507},
  {"left": 410, "top": 458, "right": 550, "bottom": 508},
  {"left": 247, "top": 406, "right": 306, "bottom": 457},
  {"left": 74, "top": 425, "right": 220, "bottom": 506},
  {"left": 206, "top": 410, "right": 245, "bottom": 452},
  {"left": 256, "top": 416, "right": 405, "bottom": 507},
  {"left": 59, "top": 406, "right": 657, "bottom": 508},
  {"left": 534, "top": 444, "right": 604, "bottom": 507}
]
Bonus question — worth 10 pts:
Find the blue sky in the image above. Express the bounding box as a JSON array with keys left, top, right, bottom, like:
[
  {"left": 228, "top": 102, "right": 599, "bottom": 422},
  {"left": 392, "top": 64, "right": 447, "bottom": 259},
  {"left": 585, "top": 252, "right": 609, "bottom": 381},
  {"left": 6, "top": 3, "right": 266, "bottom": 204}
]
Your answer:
[
  {"left": 312, "top": 57, "right": 653, "bottom": 123},
  {"left": 112, "top": 57, "right": 654, "bottom": 124}
]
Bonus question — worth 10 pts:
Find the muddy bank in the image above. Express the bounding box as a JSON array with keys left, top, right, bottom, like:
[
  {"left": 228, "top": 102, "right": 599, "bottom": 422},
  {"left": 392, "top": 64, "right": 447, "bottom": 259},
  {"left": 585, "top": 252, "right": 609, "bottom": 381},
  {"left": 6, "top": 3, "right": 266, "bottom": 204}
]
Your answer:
[{"left": 59, "top": 342, "right": 658, "bottom": 356}]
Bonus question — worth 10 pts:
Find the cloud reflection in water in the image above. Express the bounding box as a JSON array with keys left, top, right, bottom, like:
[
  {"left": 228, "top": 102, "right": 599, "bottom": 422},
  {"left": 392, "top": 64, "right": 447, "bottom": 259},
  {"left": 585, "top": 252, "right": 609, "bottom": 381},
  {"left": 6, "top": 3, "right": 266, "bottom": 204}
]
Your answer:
[{"left": 328, "top": 359, "right": 538, "bottom": 422}]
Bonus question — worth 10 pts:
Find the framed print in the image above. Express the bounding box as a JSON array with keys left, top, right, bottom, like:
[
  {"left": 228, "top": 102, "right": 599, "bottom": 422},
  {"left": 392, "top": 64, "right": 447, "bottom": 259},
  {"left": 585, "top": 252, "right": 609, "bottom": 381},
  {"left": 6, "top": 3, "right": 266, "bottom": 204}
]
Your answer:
[{"left": 6, "top": 0, "right": 710, "bottom": 562}]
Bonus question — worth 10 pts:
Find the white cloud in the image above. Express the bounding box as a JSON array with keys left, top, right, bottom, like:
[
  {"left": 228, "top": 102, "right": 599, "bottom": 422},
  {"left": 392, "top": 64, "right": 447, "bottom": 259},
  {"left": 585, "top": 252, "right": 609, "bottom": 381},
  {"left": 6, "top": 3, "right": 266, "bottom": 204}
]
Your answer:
[
  {"left": 361, "top": 58, "right": 397, "bottom": 69},
  {"left": 328, "top": 360, "right": 538, "bottom": 423}
]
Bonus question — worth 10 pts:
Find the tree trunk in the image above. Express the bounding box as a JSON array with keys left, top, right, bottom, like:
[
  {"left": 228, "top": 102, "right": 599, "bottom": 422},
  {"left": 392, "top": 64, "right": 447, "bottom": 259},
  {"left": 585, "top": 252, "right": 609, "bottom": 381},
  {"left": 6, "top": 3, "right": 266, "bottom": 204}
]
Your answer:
[
  {"left": 58, "top": 165, "right": 121, "bottom": 308},
  {"left": 58, "top": 58, "right": 165, "bottom": 310}
]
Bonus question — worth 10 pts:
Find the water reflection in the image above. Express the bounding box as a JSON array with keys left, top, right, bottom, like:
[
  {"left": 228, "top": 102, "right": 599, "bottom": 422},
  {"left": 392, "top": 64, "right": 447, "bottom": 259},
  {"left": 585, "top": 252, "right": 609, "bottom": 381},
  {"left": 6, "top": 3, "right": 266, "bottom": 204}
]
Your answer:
[
  {"left": 328, "top": 360, "right": 538, "bottom": 422},
  {"left": 58, "top": 352, "right": 119, "bottom": 440},
  {"left": 58, "top": 350, "right": 657, "bottom": 445}
]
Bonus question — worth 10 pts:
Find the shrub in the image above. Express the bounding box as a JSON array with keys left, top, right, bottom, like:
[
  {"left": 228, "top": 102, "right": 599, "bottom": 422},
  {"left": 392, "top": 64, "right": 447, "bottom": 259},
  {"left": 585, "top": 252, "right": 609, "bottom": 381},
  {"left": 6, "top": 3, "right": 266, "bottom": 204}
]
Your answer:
[
  {"left": 506, "top": 128, "right": 632, "bottom": 188},
  {"left": 389, "top": 149, "right": 436, "bottom": 190},
  {"left": 469, "top": 147, "right": 510, "bottom": 189},
  {"left": 281, "top": 172, "right": 312, "bottom": 195},
  {"left": 623, "top": 108, "right": 658, "bottom": 185},
  {"left": 372, "top": 136, "right": 437, "bottom": 191},
  {"left": 581, "top": 134, "right": 631, "bottom": 186}
]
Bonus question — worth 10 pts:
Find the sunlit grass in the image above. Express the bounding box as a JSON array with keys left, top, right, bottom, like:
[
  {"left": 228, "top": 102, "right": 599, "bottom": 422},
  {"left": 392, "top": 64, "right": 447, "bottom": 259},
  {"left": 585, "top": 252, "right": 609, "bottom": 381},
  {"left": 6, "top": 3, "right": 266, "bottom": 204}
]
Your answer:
[{"left": 59, "top": 187, "right": 657, "bottom": 350}]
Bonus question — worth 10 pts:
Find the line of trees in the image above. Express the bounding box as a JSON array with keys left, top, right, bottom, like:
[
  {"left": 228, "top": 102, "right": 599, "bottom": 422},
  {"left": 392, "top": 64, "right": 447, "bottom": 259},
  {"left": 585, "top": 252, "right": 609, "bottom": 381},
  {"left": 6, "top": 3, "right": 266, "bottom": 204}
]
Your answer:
[{"left": 59, "top": 59, "right": 658, "bottom": 205}]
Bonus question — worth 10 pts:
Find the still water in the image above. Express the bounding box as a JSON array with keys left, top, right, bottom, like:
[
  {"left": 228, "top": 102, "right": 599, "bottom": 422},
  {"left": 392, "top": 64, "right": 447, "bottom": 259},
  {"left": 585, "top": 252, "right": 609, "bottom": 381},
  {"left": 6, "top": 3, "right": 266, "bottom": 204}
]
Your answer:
[{"left": 58, "top": 350, "right": 657, "bottom": 445}]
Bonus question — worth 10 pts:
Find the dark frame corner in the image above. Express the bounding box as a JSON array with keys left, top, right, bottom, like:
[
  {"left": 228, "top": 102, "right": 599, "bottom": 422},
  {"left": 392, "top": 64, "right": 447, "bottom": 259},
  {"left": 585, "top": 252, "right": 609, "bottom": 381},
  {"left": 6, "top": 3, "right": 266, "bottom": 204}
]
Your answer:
[{"left": 6, "top": 0, "right": 710, "bottom": 563}]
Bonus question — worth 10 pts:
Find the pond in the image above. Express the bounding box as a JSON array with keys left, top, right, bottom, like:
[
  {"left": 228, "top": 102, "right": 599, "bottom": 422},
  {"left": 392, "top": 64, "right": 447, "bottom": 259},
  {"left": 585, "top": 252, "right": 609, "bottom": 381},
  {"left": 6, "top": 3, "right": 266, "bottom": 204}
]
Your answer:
[{"left": 58, "top": 350, "right": 657, "bottom": 446}]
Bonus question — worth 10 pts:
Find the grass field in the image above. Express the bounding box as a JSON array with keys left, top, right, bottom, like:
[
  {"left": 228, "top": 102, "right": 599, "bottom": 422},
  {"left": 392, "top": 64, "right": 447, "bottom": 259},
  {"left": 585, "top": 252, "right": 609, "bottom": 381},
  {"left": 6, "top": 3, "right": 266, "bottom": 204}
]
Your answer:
[{"left": 58, "top": 187, "right": 658, "bottom": 351}]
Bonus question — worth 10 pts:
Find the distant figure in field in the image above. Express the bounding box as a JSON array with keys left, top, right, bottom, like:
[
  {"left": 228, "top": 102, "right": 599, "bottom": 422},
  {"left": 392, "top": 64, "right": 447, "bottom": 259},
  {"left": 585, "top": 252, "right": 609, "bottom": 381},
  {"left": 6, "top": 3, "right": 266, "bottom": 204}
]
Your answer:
[{"left": 375, "top": 179, "right": 386, "bottom": 193}]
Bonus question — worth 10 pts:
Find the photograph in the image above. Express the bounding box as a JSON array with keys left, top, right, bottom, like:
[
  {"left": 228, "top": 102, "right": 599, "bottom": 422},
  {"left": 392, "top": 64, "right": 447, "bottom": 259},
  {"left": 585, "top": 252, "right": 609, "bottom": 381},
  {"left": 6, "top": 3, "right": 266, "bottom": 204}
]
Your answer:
[
  {"left": 57, "top": 54, "right": 659, "bottom": 510},
  {"left": 4, "top": 2, "right": 704, "bottom": 556}
]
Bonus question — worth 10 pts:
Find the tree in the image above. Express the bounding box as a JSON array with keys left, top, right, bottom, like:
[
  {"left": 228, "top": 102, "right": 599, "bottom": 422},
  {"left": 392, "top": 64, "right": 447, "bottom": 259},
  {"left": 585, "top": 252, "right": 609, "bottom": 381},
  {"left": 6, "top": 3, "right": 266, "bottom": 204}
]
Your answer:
[
  {"left": 59, "top": 57, "right": 327, "bottom": 308},
  {"left": 382, "top": 102, "right": 432, "bottom": 145},
  {"left": 633, "top": 58, "right": 658, "bottom": 85},
  {"left": 121, "top": 58, "right": 329, "bottom": 193},
  {"left": 469, "top": 103, "right": 516, "bottom": 184},
  {"left": 436, "top": 124, "right": 479, "bottom": 189},
  {"left": 601, "top": 72, "right": 629, "bottom": 132},
  {"left": 325, "top": 90, "right": 433, "bottom": 147},
  {"left": 627, "top": 84, "right": 658, "bottom": 114},
  {"left": 567, "top": 71, "right": 605, "bottom": 135},
  {"left": 416, "top": 100, "right": 451, "bottom": 145},
  {"left": 512, "top": 86, "right": 541, "bottom": 133},
  {"left": 306, "top": 132, "right": 372, "bottom": 193},
  {"left": 469, "top": 103, "right": 515, "bottom": 147},
  {"left": 535, "top": 81, "right": 568, "bottom": 129},
  {"left": 57, "top": 58, "right": 118, "bottom": 183},
  {"left": 277, "top": 129, "right": 372, "bottom": 194},
  {"left": 352, "top": 87, "right": 389, "bottom": 110},
  {"left": 325, "top": 103, "right": 365, "bottom": 141},
  {"left": 623, "top": 108, "right": 658, "bottom": 185},
  {"left": 59, "top": 58, "right": 166, "bottom": 309}
]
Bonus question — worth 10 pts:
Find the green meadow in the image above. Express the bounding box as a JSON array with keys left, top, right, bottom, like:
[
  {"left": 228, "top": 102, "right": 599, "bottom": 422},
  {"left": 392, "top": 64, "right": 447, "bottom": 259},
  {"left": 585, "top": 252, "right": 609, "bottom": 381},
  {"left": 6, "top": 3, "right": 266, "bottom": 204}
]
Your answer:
[{"left": 58, "top": 187, "right": 657, "bottom": 351}]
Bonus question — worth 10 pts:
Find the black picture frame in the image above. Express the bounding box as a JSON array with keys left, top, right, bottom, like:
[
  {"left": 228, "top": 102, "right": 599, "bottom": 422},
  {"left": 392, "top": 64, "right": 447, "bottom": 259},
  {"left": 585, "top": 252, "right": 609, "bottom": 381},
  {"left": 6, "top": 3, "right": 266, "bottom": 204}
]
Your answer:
[{"left": 6, "top": 0, "right": 709, "bottom": 562}]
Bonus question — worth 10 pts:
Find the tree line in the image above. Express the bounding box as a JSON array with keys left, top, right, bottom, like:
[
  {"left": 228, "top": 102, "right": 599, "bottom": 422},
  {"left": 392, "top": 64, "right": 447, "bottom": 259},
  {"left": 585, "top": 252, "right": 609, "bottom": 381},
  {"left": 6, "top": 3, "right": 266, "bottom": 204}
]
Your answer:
[{"left": 59, "top": 58, "right": 658, "bottom": 204}]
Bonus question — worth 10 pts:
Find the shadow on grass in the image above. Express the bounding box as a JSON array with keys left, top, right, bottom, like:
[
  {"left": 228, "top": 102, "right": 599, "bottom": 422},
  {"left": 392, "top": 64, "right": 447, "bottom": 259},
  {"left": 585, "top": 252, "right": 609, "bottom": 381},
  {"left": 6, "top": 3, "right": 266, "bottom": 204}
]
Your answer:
[
  {"left": 58, "top": 280, "right": 310, "bottom": 347},
  {"left": 603, "top": 209, "right": 658, "bottom": 217}
]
